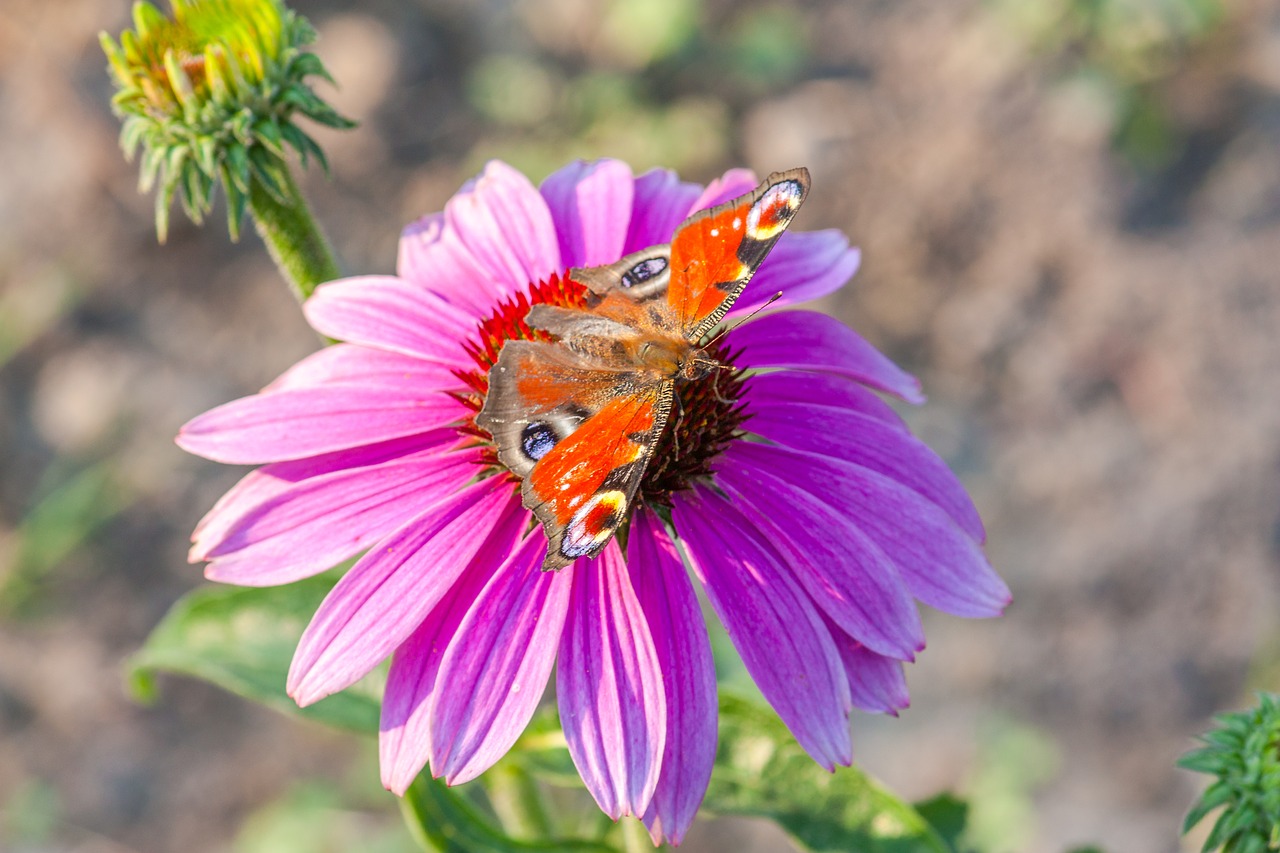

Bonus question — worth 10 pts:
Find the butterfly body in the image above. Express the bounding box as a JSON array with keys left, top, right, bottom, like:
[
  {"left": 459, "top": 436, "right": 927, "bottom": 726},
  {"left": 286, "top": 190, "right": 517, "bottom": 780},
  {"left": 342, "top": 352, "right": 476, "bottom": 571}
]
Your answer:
[{"left": 477, "top": 168, "right": 810, "bottom": 569}]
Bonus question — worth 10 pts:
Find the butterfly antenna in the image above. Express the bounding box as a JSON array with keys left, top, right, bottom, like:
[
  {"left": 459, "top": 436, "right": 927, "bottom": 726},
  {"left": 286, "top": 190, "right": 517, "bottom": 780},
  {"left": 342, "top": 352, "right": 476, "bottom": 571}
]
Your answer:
[{"left": 705, "top": 291, "right": 784, "bottom": 348}]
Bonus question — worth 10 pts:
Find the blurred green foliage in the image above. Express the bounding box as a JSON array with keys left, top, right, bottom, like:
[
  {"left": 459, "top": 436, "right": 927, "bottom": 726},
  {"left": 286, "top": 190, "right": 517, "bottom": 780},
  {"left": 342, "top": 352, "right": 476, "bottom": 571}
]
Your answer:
[
  {"left": 1, "top": 780, "right": 62, "bottom": 848},
  {"left": 988, "top": 0, "right": 1226, "bottom": 168},
  {"left": 463, "top": 0, "right": 815, "bottom": 181},
  {"left": 961, "top": 719, "right": 1060, "bottom": 852},
  {"left": 1, "top": 461, "right": 129, "bottom": 615}
]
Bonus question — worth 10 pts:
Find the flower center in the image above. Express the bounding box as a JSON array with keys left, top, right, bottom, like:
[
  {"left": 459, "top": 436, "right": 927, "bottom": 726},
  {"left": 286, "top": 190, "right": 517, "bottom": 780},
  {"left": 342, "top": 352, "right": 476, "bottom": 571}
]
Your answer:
[{"left": 454, "top": 274, "right": 749, "bottom": 505}]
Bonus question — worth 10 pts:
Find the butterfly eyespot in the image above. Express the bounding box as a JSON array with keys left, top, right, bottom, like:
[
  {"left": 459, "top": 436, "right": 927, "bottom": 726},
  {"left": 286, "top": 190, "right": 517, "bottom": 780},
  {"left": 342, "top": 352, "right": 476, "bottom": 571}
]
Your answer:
[
  {"left": 520, "top": 422, "right": 558, "bottom": 461},
  {"left": 746, "top": 180, "right": 805, "bottom": 241},
  {"left": 560, "top": 490, "right": 626, "bottom": 559},
  {"left": 621, "top": 257, "right": 668, "bottom": 288}
]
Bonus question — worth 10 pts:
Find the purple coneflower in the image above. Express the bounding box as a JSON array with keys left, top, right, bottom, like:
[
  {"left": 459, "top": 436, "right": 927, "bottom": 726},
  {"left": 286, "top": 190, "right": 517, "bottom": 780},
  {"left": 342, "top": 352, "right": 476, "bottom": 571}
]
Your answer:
[{"left": 177, "top": 159, "right": 1009, "bottom": 845}]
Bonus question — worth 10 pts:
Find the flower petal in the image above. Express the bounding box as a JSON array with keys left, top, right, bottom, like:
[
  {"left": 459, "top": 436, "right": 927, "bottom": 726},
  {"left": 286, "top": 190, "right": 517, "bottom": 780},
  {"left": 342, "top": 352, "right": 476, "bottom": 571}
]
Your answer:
[
  {"left": 445, "top": 161, "right": 561, "bottom": 295},
  {"left": 398, "top": 212, "right": 511, "bottom": 315},
  {"left": 730, "top": 231, "right": 861, "bottom": 317},
  {"left": 824, "top": 616, "right": 910, "bottom": 716},
  {"left": 191, "top": 432, "right": 454, "bottom": 549},
  {"left": 673, "top": 486, "right": 852, "bottom": 768},
  {"left": 728, "top": 310, "right": 924, "bottom": 404},
  {"left": 631, "top": 509, "right": 716, "bottom": 847},
  {"left": 378, "top": 496, "right": 529, "bottom": 793},
  {"left": 716, "top": 453, "right": 925, "bottom": 660},
  {"left": 200, "top": 447, "right": 481, "bottom": 587},
  {"left": 558, "top": 543, "right": 666, "bottom": 820},
  {"left": 177, "top": 385, "right": 469, "bottom": 464},
  {"left": 692, "top": 168, "right": 758, "bottom": 211},
  {"left": 730, "top": 442, "right": 1010, "bottom": 618},
  {"left": 540, "top": 159, "right": 635, "bottom": 269},
  {"left": 742, "top": 396, "right": 986, "bottom": 541},
  {"left": 429, "top": 532, "right": 573, "bottom": 785},
  {"left": 304, "top": 276, "right": 475, "bottom": 366},
  {"left": 622, "top": 168, "right": 701, "bottom": 254},
  {"left": 265, "top": 344, "right": 457, "bottom": 393},
  {"left": 287, "top": 478, "right": 514, "bottom": 706},
  {"left": 742, "top": 370, "right": 906, "bottom": 428}
]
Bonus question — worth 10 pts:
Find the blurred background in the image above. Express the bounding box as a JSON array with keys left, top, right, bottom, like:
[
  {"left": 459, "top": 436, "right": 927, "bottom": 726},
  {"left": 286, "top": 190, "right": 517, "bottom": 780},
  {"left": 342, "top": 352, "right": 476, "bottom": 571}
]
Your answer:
[{"left": 2, "top": 0, "right": 1280, "bottom": 850}]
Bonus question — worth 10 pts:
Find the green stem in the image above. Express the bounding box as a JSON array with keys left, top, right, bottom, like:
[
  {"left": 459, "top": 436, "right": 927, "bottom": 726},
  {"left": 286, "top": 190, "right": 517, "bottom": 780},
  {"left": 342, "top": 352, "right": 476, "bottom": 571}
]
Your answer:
[
  {"left": 484, "top": 764, "right": 554, "bottom": 841},
  {"left": 248, "top": 166, "right": 341, "bottom": 301},
  {"left": 619, "top": 816, "right": 651, "bottom": 853}
]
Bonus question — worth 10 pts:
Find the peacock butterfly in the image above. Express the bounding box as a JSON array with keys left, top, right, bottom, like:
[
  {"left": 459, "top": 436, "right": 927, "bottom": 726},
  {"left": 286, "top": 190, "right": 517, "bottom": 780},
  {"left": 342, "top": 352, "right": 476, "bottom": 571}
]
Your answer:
[{"left": 477, "top": 168, "right": 811, "bottom": 569}]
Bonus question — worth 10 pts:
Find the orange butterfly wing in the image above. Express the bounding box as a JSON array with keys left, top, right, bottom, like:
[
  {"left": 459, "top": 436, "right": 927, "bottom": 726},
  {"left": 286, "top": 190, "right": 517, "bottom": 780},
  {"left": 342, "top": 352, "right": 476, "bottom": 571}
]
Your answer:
[
  {"left": 523, "top": 384, "right": 671, "bottom": 569},
  {"left": 668, "top": 168, "right": 810, "bottom": 339}
]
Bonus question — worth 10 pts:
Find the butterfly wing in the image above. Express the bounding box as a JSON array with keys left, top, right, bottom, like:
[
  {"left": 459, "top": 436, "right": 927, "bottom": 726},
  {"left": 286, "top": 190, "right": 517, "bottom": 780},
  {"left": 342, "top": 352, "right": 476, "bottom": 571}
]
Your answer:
[
  {"left": 523, "top": 382, "right": 672, "bottom": 570},
  {"left": 477, "top": 340, "right": 622, "bottom": 481},
  {"left": 668, "top": 168, "right": 810, "bottom": 339},
  {"left": 571, "top": 245, "right": 672, "bottom": 306},
  {"left": 477, "top": 339, "right": 673, "bottom": 569}
]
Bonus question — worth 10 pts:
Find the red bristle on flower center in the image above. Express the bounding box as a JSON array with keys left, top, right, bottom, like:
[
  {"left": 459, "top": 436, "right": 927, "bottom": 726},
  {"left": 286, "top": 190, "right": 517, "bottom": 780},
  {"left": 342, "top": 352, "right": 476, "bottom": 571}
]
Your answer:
[{"left": 456, "top": 274, "right": 749, "bottom": 502}]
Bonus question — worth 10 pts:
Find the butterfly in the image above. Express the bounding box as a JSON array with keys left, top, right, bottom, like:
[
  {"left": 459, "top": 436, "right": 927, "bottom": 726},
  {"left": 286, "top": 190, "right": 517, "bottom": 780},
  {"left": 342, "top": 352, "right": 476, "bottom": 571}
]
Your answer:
[{"left": 476, "top": 168, "right": 811, "bottom": 569}]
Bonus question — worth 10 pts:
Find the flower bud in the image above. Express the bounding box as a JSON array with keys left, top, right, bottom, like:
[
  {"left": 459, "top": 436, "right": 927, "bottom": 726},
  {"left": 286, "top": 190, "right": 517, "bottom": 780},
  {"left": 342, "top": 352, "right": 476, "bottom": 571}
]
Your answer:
[{"left": 101, "top": 0, "right": 354, "bottom": 241}]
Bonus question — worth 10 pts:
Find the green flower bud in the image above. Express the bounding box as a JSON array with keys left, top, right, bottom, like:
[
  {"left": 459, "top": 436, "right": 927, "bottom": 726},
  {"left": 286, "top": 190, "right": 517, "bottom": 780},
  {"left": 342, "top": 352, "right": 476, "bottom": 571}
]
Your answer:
[
  {"left": 1179, "top": 693, "right": 1280, "bottom": 851},
  {"left": 101, "top": 0, "right": 355, "bottom": 241}
]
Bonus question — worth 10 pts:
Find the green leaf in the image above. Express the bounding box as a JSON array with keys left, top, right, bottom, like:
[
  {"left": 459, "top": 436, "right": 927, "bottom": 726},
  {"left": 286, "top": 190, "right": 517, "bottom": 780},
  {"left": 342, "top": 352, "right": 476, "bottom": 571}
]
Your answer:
[
  {"left": 703, "top": 694, "right": 951, "bottom": 853},
  {"left": 126, "top": 570, "right": 381, "bottom": 733},
  {"left": 400, "top": 775, "right": 616, "bottom": 853},
  {"left": 912, "top": 793, "right": 969, "bottom": 851}
]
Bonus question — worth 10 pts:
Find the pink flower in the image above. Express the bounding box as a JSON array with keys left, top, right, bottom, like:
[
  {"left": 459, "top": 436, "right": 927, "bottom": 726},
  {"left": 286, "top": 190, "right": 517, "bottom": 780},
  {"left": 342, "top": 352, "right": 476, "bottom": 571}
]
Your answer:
[{"left": 178, "top": 160, "right": 1009, "bottom": 844}]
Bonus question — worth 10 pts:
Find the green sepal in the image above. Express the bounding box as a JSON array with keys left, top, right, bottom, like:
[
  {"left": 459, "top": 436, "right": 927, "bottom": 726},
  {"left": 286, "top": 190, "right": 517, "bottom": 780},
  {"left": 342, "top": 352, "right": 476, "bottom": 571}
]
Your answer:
[
  {"left": 289, "top": 50, "right": 335, "bottom": 85},
  {"left": 253, "top": 117, "right": 286, "bottom": 156},
  {"left": 221, "top": 162, "right": 247, "bottom": 241},
  {"left": 225, "top": 141, "right": 252, "bottom": 192},
  {"left": 247, "top": 144, "right": 290, "bottom": 204},
  {"left": 131, "top": 1, "right": 167, "bottom": 39}
]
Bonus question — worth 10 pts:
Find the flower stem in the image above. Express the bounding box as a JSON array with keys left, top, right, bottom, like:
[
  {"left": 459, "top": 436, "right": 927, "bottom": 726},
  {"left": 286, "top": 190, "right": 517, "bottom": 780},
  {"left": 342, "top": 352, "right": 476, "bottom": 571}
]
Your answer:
[
  {"left": 484, "top": 764, "right": 554, "bottom": 841},
  {"left": 248, "top": 166, "right": 341, "bottom": 302}
]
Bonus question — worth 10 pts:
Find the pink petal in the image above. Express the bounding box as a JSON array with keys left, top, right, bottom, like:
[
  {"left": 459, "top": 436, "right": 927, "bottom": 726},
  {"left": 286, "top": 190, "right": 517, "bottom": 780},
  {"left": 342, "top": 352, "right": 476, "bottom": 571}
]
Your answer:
[
  {"left": 429, "top": 531, "right": 573, "bottom": 785},
  {"left": 631, "top": 509, "right": 716, "bottom": 847},
  {"left": 729, "top": 232, "right": 861, "bottom": 317},
  {"left": 729, "top": 442, "right": 1010, "bottom": 619},
  {"left": 304, "top": 277, "right": 475, "bottom": 366},
  {"left": 824, "top": 616, "right": 910, "bottom": 716},
  {"left": 191, "top": 432, "right": 455, "bottom": 548},
  {"left": 558, "top": 543, "right": 667, "bottom": 820},
  {"left": 398, "top": 212, "right": 512, "bottom": 316},
  {"left": 623, "top": 168, "right": 702, "bottom": 254},
  {"left": 200, "top": 447, "right": 481, "bottom": 587},
  {"left": 445, "top": 161, "right": 561, "bottom": 295},
  {"left": 265, "top": 344, "right": 458, "bottom": 393},
  {"left": 673, "top": 486, "right": 852, "bottom": 769},
  {"left": 540, "top": 159, "right": 635, "bottom": 269},
  {"left": 177, "top": 385, "right": 469, "bottom": 465},
  {"left": 378, "top": 496, "right": 529, "bottom": 793},
  {"left": 692, "top": 168, "right": 758, "bottom": 211},
  {"left": 741, "top": 396, "right": 986, "bottom": 541},
  {"left": 716, "top": 456, "right": 925, "bottom": 661},
  {"left": 727, "top": 310, "right": 924, "bottom": 404},
  {"left": 741, "top": 370, "right": 907, "bottom": 428},
  {"left": 287, "top": 478, "right": 514, "bottom": 706}
]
